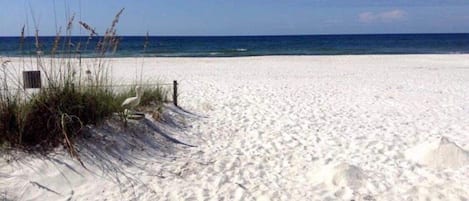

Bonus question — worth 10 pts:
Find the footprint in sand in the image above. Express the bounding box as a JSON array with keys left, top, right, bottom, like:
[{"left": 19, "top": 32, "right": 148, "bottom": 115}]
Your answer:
[{"left": 309, "top": 162, "right": 370, "bottom": 199}]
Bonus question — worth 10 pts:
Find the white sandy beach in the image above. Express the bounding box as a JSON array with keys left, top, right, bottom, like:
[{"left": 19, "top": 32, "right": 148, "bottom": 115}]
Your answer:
[{"left": 1, "top": 55, "right": 469, "bottom": 200}]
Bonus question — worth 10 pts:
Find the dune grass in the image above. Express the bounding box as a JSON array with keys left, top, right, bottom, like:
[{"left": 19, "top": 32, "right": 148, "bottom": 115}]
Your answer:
[{"left": 0, "top": 9, "right": 169, "bottom": 157}]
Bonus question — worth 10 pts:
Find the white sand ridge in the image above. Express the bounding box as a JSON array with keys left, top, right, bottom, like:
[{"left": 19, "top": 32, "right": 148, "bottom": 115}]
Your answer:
[{"left": 406, "top": 136, "right": 469, "bottom": 169}]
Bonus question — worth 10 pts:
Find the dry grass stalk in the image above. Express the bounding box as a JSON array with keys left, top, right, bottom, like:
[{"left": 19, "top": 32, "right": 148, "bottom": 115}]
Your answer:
[
  {"left": 19, "top": 25, "right": 25, "bottom": 51},
  {"left": 51, "top": 28, "right": 62, "bottom": 55},
  {"left": 34, "top": 29, "right": 40, "bottom": 52},
  {"left": 66, "top": 14, "right": 75, "bottom": 33},
  {"left": 78, "top": 21, "right": 97, "bottom": 37},
  {"left": 60, "top": 113, "right": 86, "bottom": 168},
  {"left": 144, "top": 32, "right": 149, "bottom": 49},
  {"left": 110, "top": 8, "right": 125, "bottom": 35}
]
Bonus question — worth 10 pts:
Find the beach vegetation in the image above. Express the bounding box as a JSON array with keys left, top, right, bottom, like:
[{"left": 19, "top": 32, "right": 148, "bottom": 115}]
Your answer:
[{"left": 0, "top": 9, "right": 169, "bottom": 158}]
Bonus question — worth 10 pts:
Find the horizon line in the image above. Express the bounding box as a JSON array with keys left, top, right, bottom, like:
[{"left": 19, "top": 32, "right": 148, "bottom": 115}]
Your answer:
[{"left": 1, "top": 32, "right": 468, "bottom": 37}]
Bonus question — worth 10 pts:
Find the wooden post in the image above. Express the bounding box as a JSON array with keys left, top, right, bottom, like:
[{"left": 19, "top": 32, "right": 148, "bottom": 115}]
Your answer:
[{"left": 173, "top": 80, "right": 178, "bottom": 107}]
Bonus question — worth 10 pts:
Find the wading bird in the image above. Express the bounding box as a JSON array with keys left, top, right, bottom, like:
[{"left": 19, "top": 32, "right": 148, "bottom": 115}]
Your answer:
[{"left": 122, "top": 85, "right": 143, "bottom": 115}]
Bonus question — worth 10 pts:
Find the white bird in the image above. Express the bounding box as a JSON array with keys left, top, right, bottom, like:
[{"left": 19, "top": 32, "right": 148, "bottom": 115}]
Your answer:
[{"left": 122, "top": 86, "right": 143, "bottom": 113}]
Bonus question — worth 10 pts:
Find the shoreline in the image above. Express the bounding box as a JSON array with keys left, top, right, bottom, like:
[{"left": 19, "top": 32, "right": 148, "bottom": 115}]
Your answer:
[{"left": 2, "top": 52, "right": 469, "bottom": 59}]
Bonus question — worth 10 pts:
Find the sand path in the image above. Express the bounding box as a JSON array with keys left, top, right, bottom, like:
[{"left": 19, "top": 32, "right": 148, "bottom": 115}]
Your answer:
[{"left": 118, "top": 55, "right": 468, "bottom": 200}]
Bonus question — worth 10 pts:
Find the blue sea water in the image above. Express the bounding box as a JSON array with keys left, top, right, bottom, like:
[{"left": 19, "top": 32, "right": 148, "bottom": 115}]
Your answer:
[{"left": 1, "top": 34, "right": 469, "bottom": 57}]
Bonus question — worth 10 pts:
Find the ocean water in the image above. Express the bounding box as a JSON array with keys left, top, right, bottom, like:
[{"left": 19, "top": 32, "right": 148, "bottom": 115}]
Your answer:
[{"left": 1, "top": 34, "right": 469, "bottom": 57}]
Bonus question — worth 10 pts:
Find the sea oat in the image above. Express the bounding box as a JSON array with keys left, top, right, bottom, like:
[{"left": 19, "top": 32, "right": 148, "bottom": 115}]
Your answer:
[
  {"left": 51, "top": 28, "right": 62, "bottom": 55},
  {"left": 144, "top": 31, "right": 149, "bottom": 49},
  {"left": 34, "top": 29, "right": 40, "bottom": 51},
  {"left": 19, "top": 25, "right": 25, "bottom": 50},
  {"left": 110, "top": 8, "right": 125, "bottom": 34},
  {"left": 79, "top": 21, "right": 97, "bottom": 36},
  {"left": 67, "top": 14, "right": 75, "bottom": 32}
]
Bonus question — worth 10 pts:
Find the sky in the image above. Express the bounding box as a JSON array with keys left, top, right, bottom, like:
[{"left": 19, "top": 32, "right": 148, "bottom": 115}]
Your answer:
[{"left": 1, "top": 0, "right": 469, "bottom": 36}]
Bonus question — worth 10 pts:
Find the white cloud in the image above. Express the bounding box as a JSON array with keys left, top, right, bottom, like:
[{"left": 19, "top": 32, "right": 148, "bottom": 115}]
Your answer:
[
  {"left": 359, "top": 12, "right": 375, "bottom": 23},
  {"left": 380, "top": 10, "right": 406, "bottom": 21},
  {"left": 359, "top": 9, "right": 406, "bottom": 23}
]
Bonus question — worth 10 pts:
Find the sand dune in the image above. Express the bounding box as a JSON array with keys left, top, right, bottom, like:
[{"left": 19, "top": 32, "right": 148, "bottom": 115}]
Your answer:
[
  {"left": 1, "top": 55, "right": 469, "bottom": 200},
  {"left": 406, "top": 137, "right": 469, "bottom": 169}
]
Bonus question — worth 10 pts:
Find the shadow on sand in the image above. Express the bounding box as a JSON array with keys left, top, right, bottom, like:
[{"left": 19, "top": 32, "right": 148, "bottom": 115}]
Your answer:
[
  {"left": 0, "top": 104, "right": 204, "bottom": 200},
  {"left": 79, "top": 104, "right": 200, "bottom": 175}
]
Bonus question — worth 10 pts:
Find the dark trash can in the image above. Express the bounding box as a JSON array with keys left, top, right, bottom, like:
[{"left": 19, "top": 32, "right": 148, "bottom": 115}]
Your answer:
[{"left": 23, "top": 71, "right": 42, "bottom": 89}]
